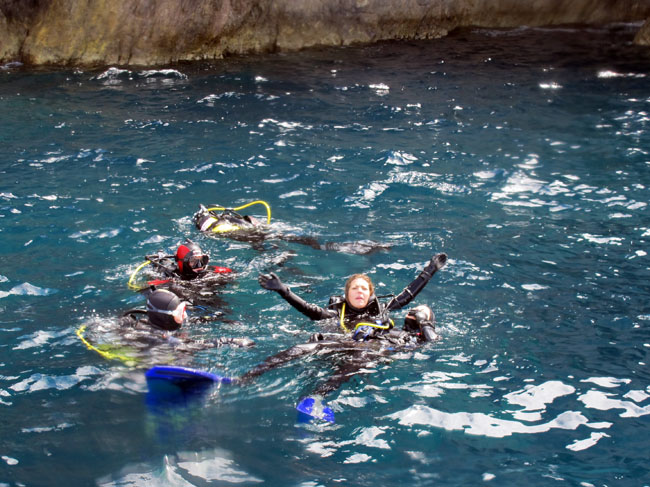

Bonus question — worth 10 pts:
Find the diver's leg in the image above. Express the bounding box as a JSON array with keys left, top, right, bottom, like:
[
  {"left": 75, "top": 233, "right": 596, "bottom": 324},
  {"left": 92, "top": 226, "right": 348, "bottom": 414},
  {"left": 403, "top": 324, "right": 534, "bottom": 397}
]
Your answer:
[
  {"left": 238, "top": 341, "right": 321, "bottom": 382},
  {"left": 310, "top": 352, "right": 376, "bottom": 397},
  {"left": 295, "top": 345, "right": 389, "bottom": 422},
  {"left": 321, "top": 241, "right": 391, "bottom": 255},
  {"left": 275, "top": 234, "right": 322, "bottom": 250}
]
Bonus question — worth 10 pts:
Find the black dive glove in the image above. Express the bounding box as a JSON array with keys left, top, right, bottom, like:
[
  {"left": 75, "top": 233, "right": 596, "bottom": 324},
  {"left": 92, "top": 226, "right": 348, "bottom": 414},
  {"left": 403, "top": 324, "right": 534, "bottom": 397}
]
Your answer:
[
  {"left": 423, "top": 252, "right": 448, "bottom": 277},
  {"left": 258, "top": 272, "right": 289, "bottom": 295}
]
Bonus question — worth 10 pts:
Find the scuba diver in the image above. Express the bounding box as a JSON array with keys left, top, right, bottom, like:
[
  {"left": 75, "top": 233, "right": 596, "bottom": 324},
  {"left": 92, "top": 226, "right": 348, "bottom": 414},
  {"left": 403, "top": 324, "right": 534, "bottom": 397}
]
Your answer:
[
  {"left": 76, "top": 288, "right": 254, "bottom": 368},
  {"left": 194, "top": 202, "right": 268, "bottom": 238},
  {"left": 128, "top": 239, "right": 233, "bottom": 286},
  {"left": 127, "top": 239, "right": 235, "bottom": 307},
  {"left": 234, "top": 252, "right": 448, "bottom": 421},
  {"left": 119, "top": 288, "right": 254, "bottom": 352},
  {"left": 192, "top": 202, "right": 391, "bottom": 255}
]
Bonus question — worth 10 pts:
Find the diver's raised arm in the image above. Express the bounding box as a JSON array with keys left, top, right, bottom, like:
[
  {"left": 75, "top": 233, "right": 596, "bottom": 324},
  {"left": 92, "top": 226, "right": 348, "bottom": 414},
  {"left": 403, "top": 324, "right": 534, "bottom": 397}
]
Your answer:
[
  {"left": 258, "top": 272, "right": 337, "bottom": 320},
  {"left": 386, "top": 253, "right": 447, "bottom": 311}
]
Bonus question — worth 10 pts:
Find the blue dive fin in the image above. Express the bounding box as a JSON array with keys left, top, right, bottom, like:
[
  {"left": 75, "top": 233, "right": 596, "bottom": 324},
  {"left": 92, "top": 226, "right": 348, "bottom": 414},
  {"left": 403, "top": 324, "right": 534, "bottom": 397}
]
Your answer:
[
  {"left": 296, "top": 396, "right": 335, "bottom": 423},
  {"left": 145, "top": 365, "right": 233, "bottom": 384}
]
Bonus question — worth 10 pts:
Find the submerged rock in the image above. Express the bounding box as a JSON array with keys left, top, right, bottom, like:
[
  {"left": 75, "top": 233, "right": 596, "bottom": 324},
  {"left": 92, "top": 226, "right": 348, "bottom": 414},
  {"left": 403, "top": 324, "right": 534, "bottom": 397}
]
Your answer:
[{"left": 1, "top": 0, "right": 650, "bottom": 67}]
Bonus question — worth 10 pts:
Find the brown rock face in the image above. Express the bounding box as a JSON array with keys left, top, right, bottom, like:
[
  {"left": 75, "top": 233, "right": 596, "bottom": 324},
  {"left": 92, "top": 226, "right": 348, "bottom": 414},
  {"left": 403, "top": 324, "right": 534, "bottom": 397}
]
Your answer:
[
  {"left": 2, "top": 0, "right": 650, "bottom": 67},
  {"left": 635, "top": 19, "right": 650, "bottom": 44}
]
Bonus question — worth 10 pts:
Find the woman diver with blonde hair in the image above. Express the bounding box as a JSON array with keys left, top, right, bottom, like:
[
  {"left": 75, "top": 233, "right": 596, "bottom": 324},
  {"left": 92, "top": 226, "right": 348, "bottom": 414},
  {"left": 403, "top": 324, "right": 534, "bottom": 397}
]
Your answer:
[{"left": 235, "top": 252, "right": 448, "bottom": 421}]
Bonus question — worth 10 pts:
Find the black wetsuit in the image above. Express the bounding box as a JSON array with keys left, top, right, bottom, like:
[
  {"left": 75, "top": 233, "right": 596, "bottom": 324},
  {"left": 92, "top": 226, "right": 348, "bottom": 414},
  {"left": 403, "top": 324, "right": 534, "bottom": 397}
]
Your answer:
[
  {"left": 143, "top": 254, "right": 233, "bottom": 282},
  {"left": 138, "top": 254, "right": 234, "bottom": 307},
  {"left": 194, "top": 206, "right": 391, "bottom": 255},
  {"left": 194, "top": 208, "right": 269, "bottom": 247},
  {"left": 119, "top": 309, "right": 253, "bottom": 353},
  {"left": 239, "top": 327, "right": 426, "bottom": 396}
]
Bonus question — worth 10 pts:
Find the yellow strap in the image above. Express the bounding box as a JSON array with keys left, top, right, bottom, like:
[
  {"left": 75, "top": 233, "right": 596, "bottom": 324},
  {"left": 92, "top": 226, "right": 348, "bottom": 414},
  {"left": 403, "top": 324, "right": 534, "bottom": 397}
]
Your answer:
[
  {"left": 127, "top": 260, "right": 152, "bottom": 290},
  {"left": 340, "top": 302, "right": 350, "bottom": 332},
  {"left": 76, "top": 325, "right": 137, "bottom": 365},
  {"left": 207, "top": 200, "right": 272, "bottom": 224},
  {"left": 353, "top": 320, "right": 391, "bottom": 332}
]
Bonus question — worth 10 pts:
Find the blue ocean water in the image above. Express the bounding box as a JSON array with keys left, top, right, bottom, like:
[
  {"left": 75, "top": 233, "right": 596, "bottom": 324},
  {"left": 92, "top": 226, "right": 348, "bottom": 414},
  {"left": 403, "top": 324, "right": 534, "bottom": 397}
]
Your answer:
[{"left": 1, "top": 24, "right": 649, "bottom": 486}]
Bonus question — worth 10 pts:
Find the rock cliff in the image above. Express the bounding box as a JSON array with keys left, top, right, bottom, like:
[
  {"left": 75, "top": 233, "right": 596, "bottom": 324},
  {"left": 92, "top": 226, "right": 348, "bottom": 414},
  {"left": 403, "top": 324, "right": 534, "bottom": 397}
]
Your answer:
[
  {"left": 2, "top": 0, "right": 650, "bottom": 67},
  {"left": 636, "top": 19, "right": 650, "bottom": 44}
]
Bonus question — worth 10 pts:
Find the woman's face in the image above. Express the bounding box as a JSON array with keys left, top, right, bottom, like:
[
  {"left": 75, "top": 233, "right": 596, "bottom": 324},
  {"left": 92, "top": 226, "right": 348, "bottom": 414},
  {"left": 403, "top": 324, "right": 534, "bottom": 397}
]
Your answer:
[{"left": 346, "top": 277, "right": 371, "bottom": 309}]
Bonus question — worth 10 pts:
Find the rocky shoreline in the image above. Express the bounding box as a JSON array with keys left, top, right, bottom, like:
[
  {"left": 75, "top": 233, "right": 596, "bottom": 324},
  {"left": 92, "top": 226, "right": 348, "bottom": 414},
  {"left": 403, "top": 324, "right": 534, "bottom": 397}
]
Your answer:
[{"left": 2, "top": 0, "right": 650, "bottom": 67}]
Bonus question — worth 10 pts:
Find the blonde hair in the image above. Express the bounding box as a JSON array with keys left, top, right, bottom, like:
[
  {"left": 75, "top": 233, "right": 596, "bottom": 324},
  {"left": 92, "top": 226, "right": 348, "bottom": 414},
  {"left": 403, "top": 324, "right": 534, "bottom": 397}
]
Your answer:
[{"left": 344, "top": 274, "right": 374, "bottom": 299}]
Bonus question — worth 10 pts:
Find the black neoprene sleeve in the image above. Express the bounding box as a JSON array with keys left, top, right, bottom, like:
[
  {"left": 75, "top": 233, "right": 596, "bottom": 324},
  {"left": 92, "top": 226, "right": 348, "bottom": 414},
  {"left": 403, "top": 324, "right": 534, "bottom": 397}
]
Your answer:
[{"left": 277, "top": 287, "right": 339, "bottom": 320}]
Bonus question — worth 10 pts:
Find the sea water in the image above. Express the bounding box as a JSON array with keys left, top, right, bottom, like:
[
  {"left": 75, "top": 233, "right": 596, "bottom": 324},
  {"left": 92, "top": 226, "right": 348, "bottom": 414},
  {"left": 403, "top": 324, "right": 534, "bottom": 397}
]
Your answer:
[{"left": 1, "top": 25, "right": 649, "bottom": 486}]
